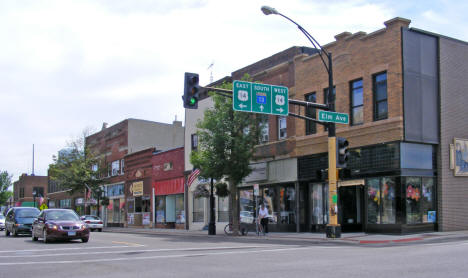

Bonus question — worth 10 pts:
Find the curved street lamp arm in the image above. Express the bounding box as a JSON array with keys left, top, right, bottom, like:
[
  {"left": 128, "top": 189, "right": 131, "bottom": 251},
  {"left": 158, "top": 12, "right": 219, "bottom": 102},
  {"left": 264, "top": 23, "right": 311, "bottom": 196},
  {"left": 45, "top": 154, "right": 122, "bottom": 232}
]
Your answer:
[{"left": 275, "top": 12, "right": 330, "bottom": 73}]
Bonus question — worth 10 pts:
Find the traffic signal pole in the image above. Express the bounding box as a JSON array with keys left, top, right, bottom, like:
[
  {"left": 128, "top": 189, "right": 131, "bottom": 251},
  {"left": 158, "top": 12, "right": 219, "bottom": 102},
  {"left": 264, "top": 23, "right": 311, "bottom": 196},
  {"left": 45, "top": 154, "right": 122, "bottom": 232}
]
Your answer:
[{"left": 326, "top": 53, "right": 341, "bottom": 238}]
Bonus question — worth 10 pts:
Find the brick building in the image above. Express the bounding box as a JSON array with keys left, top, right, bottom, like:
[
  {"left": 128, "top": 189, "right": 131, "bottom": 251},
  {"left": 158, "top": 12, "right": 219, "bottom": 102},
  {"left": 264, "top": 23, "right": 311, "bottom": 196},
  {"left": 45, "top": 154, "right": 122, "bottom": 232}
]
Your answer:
[
  {"left": 13, "top": 174, "right": 48, "bottom": 208},
  {"left": 186, "top": 17, "right": 468, "bottom": 234},
  {"left": 86, "top": 118, "right": 184, "bottom": 227}
]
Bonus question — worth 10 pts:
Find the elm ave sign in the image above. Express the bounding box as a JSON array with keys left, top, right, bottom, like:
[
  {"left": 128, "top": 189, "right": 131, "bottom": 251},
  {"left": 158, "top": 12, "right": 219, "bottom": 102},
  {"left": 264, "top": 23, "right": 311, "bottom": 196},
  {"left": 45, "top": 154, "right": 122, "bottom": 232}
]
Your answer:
[
  {"left": 318, "top": 110, "right": 349, "bottom": 124},
  {"left": 233, "top": 80, "right": 288, "bottom": 116}
]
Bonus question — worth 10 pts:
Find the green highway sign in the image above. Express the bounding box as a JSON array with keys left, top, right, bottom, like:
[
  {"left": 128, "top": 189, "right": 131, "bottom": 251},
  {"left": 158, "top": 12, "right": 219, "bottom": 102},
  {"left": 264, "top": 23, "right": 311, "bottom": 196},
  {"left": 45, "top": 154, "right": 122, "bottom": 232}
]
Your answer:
[
  {"left": 318, "top": 110, "right": 349, "bottom": 124},
  {"left": 233, "top": 80, "right": 288, "bottom": 116}
]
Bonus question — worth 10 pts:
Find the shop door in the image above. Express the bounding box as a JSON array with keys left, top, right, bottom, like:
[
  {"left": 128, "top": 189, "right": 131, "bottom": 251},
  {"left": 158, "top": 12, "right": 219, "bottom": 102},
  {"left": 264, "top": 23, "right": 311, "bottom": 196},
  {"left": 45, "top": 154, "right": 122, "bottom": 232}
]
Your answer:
[{"left": 338, "top": 185, "right": 363, "bottom": 232}]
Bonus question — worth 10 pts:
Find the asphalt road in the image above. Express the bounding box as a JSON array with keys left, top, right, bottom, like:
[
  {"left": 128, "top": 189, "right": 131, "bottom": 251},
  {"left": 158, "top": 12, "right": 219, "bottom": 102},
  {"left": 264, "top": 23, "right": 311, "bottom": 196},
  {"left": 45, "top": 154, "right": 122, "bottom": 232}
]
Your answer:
[{"left": 1, "top": 231, "right": 468, "bottom": 278}]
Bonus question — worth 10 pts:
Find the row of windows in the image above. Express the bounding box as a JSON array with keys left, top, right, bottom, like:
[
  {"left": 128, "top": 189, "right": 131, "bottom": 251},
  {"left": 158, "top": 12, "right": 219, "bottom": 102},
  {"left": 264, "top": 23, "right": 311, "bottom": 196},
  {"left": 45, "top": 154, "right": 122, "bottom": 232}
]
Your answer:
[
  {"left": 306, "top": 71, "right": 388, "bottom": 135},
  {"left": 190, "top": 72, "right": 386, "bottom": 147}
]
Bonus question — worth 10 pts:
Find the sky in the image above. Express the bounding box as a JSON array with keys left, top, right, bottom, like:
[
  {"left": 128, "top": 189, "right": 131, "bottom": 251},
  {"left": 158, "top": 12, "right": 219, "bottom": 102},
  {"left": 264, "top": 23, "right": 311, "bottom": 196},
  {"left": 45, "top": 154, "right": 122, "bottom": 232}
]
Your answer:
[{"left": 1, "top": 0, "right": 467, "bottom": 183}]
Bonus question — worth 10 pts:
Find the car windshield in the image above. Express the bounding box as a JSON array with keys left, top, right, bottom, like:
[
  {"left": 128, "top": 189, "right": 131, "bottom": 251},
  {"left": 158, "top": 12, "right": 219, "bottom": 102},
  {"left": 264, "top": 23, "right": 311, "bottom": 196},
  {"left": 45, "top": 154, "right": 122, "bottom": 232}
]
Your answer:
[
  {"left": 46, "top": 210, "right": 79, "bottom": 221},
  {"left": 16, "top": 209, "right": 40, "bottom": 218}
]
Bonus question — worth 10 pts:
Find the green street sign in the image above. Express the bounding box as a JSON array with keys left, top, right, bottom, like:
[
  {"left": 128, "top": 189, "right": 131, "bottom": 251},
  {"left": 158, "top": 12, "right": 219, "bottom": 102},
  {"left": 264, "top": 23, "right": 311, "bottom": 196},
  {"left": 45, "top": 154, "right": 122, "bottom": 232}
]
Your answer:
[
  {"left": 271, "top": 85, "right": 288, "bottom": 116},
  {"left": 318, "top": 110, "right": 349, "bottom": 124},
  {"left": 233, "top": 80, "right": 288, "bottom": 116},
  {"left": 233, "top": 81, "right": 252, "bottom": 112},
  {"left": 252, "top": 83, "right": 271, "bottom": 114}
]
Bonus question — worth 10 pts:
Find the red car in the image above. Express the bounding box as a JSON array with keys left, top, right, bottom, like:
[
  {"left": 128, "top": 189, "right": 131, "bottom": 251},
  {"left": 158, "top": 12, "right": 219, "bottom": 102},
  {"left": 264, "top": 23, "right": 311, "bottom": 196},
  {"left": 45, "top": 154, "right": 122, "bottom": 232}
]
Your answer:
[{"left": 32, "top": 209, "right": 90, "bottom": 243}]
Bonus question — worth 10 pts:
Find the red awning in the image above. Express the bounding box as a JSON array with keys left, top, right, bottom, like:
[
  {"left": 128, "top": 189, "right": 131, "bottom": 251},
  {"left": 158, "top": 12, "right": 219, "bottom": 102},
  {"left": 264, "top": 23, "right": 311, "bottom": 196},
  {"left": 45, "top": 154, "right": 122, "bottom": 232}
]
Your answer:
[{"left": 154, "top": 177, "right": 184, "bottom": 195}]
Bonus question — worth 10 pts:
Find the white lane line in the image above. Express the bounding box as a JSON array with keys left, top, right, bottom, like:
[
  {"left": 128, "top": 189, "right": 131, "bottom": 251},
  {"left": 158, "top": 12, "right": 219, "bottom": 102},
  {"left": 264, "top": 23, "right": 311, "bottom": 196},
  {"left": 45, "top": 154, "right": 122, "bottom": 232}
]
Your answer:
[
  {"left": 0, "top": 245, "right": 266, "bottom": 259},
  {"left": 0, "top": 245, "right": 145, "bottom": 254},
  {"left": 0, "top": 246, "right": 314, "bottom": 266}
]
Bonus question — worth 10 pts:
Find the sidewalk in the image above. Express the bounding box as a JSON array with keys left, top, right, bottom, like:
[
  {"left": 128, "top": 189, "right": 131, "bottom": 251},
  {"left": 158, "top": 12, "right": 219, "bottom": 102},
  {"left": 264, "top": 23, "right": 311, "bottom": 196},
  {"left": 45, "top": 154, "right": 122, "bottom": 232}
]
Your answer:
[{"left": 103, "top": 226, "right": 468, "bottom": 245}]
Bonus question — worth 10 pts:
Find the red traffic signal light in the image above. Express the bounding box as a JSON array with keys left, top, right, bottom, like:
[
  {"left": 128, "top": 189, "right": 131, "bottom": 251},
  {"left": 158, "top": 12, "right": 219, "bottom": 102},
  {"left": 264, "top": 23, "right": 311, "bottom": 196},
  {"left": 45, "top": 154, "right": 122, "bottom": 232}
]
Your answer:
[{"left": 183, "top": 72, "right": 200, "bottom": 109}]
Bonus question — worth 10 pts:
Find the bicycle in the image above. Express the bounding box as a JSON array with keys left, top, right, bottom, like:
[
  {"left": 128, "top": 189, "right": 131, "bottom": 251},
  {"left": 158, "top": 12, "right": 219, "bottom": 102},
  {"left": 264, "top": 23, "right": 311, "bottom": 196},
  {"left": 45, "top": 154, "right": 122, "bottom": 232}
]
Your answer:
[
  {"left": 255, "top": 217, "right": 265, "bottom": 236},
  {"left": 224, "top": 222, "right": 249, "bottom": 236}
]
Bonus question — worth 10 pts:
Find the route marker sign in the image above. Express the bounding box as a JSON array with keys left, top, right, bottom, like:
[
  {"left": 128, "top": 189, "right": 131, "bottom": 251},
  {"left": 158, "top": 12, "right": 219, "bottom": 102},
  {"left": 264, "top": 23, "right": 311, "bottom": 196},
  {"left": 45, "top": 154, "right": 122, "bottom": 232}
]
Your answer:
[
  {"left": 318, "top": 110, "right": 349, "bottom": 124},
  {"left": 233, "top": 80, "right": 288, "bottom": 116}
]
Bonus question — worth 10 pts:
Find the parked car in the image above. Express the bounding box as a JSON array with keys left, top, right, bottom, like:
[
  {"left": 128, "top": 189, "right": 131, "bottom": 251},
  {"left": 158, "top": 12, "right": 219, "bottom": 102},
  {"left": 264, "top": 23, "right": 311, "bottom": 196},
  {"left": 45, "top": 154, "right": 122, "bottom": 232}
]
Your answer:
[
  {"left": 0, "top": 214, "right": 5, "bottom": 231},
  {"left": 5, "top": 207, "right": 40, "bottom": 236},
  {"left": 240, "top": 211, "right": 255, "bottom": 224},
  {"left": 32, "top": 209, "right": 90, "bottom": 243},
  {"left": 80, "top": 215, "right": 103, "bottom": 232}
]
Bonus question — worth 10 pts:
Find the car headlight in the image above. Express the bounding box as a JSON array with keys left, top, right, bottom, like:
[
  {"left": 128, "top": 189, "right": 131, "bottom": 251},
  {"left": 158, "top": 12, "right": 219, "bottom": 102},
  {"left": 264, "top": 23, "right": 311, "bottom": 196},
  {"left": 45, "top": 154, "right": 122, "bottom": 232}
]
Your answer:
[{"left": 46, "top": 224, "right": 58, "bottom": 230}]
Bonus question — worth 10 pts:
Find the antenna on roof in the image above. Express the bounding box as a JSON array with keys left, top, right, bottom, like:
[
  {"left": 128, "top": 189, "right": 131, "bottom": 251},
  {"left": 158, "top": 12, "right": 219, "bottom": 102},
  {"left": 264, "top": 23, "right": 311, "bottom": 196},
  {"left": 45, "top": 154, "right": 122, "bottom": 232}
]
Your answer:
[{"left": 207, "top": 61, "right": 214, "bottom": 83}]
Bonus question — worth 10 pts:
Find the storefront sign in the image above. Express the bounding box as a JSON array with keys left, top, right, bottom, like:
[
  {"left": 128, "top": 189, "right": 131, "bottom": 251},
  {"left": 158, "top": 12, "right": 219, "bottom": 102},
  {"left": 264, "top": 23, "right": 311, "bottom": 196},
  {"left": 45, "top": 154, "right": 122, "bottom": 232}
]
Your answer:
[
  {"left": 131, "top": 181, "right": 144, "bottom": 197},
  {"left": 244, "top": 163, "right": 267, "bottom": 182},
  {"left": 75, "top": 198, "right": 84, "bottom": 205},
  {"left": 142, "top": 196, "right": 151, "bottom": 200},
  {"left": 338, "top": 179, "right": 365, "bottom": 187},
  {"left": 253, "top": 184, "right": 259, "bottom": 196},
  {"left": 143, "top": 212, "right": 151, "bottom": 225}
]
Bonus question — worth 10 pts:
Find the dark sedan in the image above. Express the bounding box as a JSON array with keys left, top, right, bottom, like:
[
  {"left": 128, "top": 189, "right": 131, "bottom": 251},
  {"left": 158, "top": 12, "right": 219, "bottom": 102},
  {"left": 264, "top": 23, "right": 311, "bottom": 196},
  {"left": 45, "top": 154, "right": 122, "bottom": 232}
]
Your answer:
[{"left": 32, "top": 209, "right": 90, "bottom": 243}]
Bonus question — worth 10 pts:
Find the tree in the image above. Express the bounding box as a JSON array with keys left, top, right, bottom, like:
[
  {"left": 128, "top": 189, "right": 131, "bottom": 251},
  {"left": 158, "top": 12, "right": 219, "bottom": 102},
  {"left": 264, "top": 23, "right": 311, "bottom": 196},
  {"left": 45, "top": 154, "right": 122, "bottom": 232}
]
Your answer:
[
  {"left": 0, "top": 171, "right": 13, "bottom": 206},
  {"left": 190, "top": 80, "right": 261, "bottom": 235},
  {"left": 49, "top": 131, "right": 105, "bottom": 215}
]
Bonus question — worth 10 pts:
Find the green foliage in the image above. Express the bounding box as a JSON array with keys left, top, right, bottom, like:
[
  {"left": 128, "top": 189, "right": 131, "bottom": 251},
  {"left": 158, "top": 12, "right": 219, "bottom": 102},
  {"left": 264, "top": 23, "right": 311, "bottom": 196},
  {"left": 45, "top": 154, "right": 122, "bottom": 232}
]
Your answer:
[
  {"left": 0, "top": 171, "right": 13, "bottom": 206},
  {"left": 49, "top": 133, "right": 105, "bottom": 196},
  {"left": 189, "top": 76, "right": 261, "bottom": 234},
  {"left": 215, "top": 182, "right": 230, "bottom": 197}
]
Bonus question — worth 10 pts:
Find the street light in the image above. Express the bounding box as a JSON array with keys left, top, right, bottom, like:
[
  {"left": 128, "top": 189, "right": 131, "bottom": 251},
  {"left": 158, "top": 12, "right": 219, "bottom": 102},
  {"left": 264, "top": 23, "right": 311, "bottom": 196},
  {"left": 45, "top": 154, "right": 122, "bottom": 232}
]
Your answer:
[{"left": 261, "top": 6, "right": 340, "bottom": 238}]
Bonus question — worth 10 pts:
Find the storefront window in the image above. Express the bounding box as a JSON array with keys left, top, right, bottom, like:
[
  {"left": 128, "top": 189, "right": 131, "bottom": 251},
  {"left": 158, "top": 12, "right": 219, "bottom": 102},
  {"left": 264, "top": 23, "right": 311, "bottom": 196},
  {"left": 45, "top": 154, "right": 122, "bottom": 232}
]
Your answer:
[
  {"left": 156, "top": 196, "right": 165, "bottom": 223},
  {"left": 262, "top": 187, "right": 278, "bottom": 224},
  {"left": 135, "top": 197, "right": 142, "bottom": 213},
  {"left": 142, "top": 197, "right": 150, "bottom": 212},
  {"left": 367, "top": 178, "right": 380, "bottom": 224},
  {"left": 218, "top": 196, "right": 229, "bottom": 222},
  {"left": 113, "top": 199, "right": 120, "bottom": 223},
  {"left": 240, "top": 189, "right": 254, "bottom": 215},
  {"left": 311, "top": 184, "right": 323, "bottom": 224},
  {"left": 193, "top": 197, "right": 204, "bottom": 222},
  {"left": 278, "top": 186, "right": 295, "bottom": 225},
  {"left": 107, "top": 199, "right": 113, "bottom": 223},
  {"left": 381, "top": 177, "right": 396, "bottom": 224},
  {"left": 176, "top": 194, "right": 185, "bottom": 224},
  {"left": 107, "top": 184, "right": 124, "bottom": 197},
  {"left": 406, "top": 177, "right": 422, "bottom": 224},
  {"left": 127, "top": 198, "right": 135, "bottom": 213},
  {"left": 422, "top": 178, "right": 435, "bottom": 223}
]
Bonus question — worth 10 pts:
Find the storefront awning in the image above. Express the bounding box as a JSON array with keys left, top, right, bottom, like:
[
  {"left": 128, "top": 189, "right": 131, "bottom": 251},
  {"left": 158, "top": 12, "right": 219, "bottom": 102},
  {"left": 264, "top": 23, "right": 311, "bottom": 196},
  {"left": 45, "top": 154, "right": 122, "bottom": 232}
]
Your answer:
[
  {"left": 154, "top": 177, "right": 184, "bottom": 195},
  {"left": 20, "top": 201, "right": 36, "bottom": 207}
]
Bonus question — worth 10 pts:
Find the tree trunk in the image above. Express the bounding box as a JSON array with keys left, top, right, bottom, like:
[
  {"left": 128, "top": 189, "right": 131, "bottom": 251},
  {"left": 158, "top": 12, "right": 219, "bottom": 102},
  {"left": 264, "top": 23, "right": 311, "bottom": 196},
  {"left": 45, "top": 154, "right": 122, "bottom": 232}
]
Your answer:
[{"left": 229, "top": 180, "right": 239, "bottom": 236}]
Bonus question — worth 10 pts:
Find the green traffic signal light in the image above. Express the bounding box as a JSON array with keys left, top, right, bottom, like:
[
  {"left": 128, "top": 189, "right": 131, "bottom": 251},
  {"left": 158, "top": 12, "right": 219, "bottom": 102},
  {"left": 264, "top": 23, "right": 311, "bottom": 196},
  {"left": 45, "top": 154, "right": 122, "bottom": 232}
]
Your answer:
[{"left": 190, "top": 97, "right": 196, "bottom": 105}]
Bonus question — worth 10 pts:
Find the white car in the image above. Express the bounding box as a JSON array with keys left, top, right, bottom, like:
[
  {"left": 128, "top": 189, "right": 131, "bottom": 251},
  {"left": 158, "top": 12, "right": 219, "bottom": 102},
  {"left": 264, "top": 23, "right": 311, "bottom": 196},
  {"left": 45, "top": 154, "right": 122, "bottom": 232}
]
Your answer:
[
  {"left": 0, "top": 214, "right": 5, "bottom": 231},
  {"left": 80, "top": 215, "right": 103, "bottom": 232}
]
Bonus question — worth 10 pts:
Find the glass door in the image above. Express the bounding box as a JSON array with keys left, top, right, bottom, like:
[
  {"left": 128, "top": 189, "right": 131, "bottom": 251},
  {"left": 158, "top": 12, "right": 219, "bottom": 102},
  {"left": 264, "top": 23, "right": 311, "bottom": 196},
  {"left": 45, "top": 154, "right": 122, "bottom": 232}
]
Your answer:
[{"left": 339, "top": 186, "right": 363, "bottom": 232}]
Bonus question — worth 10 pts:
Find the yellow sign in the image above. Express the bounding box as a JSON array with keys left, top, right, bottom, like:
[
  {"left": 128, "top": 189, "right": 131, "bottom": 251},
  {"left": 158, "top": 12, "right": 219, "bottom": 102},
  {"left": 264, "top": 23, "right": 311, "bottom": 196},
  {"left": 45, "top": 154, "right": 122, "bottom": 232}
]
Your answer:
[
  {"left": 131, "top": 181, "right": 143, "bottom": 197},
  {"left": 39, "top": 203, "right": 48, "bottom": 210}
]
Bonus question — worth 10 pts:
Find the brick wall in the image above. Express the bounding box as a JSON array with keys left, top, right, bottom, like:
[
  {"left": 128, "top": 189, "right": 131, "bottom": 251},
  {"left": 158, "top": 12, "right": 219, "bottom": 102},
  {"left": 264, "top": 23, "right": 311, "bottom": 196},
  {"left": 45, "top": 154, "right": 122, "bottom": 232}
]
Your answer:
[{"left": 438, "top": 37, "right": 468, "bottom": 231}]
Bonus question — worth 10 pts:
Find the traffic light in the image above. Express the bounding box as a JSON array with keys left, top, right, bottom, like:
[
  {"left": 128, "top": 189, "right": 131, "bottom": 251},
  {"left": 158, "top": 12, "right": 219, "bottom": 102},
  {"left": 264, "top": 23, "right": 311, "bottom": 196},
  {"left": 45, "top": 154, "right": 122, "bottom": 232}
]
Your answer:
[
  {"left": 336, "top": 137, "right": 349, "bottom": 168},
  {"left": 183, "top": 72, "right": 200, "bottom": 109}
]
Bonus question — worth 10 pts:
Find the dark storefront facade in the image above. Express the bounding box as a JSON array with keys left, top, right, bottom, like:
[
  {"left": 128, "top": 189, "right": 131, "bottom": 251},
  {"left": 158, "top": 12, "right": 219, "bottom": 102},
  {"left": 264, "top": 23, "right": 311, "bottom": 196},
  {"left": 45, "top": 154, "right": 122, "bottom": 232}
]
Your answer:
[{"left": 298, "top": 141, "right": 437, "bottom": 234}]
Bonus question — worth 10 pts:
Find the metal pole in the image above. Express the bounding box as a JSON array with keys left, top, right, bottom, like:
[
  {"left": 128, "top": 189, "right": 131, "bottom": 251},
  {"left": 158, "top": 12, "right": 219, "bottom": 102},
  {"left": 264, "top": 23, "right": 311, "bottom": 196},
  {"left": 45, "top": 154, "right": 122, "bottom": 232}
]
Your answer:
[
  {"left": 208, "top": 178, "right": 216, "bottom": 235},
  {"left": 326, "top": 53, "right": 341, "bottom": 238}
]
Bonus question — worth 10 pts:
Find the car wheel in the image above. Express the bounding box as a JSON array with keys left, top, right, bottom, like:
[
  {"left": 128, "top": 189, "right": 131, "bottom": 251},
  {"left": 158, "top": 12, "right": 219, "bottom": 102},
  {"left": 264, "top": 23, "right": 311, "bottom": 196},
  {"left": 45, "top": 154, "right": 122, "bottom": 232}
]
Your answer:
[
  {"left": 32, "top": 231, "right": 38, "bottom": 241},
  {"left": 81, "top": 237, "right": 89, "bottom": 243},
  {"left": 5, "top": 228, "right": 10, "bottom": 237},
  {"left": 43, "top": 229, "right": 49, "bottom": 243}
]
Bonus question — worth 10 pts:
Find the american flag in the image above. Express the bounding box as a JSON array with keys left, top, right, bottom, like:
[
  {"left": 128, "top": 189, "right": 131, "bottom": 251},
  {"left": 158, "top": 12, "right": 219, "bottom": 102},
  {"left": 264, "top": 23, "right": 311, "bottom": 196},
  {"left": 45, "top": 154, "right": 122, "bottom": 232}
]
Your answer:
[{"left": 187, "top": 168, "right": 201, "bottom": 187}]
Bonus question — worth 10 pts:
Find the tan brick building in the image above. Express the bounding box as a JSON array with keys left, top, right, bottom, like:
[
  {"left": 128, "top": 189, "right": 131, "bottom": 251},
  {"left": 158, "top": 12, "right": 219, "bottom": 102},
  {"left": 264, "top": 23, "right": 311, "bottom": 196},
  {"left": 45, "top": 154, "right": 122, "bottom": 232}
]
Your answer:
[{"left": 231, "top": 17, "right": 468, "bottom": 233}]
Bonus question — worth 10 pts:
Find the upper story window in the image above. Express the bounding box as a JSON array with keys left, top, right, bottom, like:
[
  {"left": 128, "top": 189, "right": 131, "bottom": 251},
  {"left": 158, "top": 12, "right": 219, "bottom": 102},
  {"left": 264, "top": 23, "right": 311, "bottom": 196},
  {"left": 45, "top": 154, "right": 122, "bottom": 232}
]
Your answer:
[
  {"left": 20, "top": 188, "right": 24, "bottom": 198},
  {"left": 373, "top": 72, "right": 388, "bottom": 121},
  {"left": 33, "top": 187, "right": 44, "bottom": 197},
  {"left": 305, "top": 92, "right": 317, "bottom": 135},
  {"left": 278, "top": 117, "right": 287, "bottom": 140},
  {"left": 350, "top": 79, "right": 364, "bottom": 125},
  {"left": 91, "top": 164, "right": 98, "bottom": 172},
  {"left": 260, "top": 115, "right": 269, "bottom": 143},
  {"left": 120, "top": 159, "right": 125, "bottom": 175},
  {"left": 111, "top": 160, "right": 120, "bottom": 176},
  {"left": 323, "top": 87, "right": 336, "bottom": 131},
  {"left": 191, "top": 134, "right": 198, "bottom": 151}
]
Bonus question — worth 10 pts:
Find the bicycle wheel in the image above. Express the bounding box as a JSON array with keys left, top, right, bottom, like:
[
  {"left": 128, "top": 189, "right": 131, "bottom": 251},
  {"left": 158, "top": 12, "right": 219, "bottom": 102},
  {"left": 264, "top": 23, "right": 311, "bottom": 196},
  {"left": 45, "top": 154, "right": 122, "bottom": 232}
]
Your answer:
[{"left": 224, "top": 223, "right": 233, "bottom": 235}]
